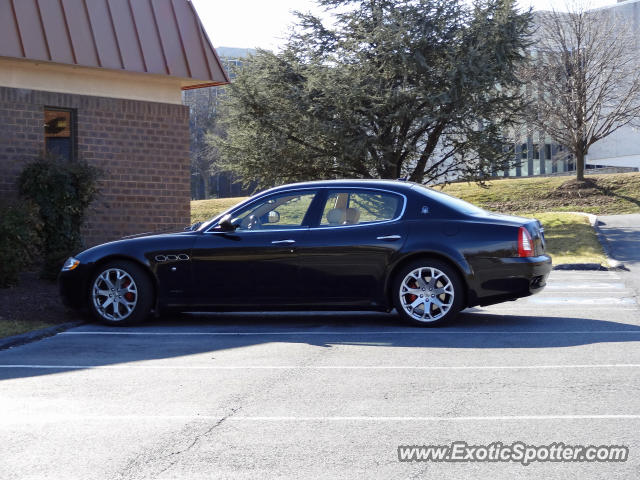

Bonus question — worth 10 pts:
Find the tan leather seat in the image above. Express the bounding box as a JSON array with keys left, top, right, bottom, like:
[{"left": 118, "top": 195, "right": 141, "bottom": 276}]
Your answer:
[
  {"left": 326, "top": 208, "right": 346, "bottom": 225},
  {"left": 345, "top": 208, "right": 360, "bottom": 224}
]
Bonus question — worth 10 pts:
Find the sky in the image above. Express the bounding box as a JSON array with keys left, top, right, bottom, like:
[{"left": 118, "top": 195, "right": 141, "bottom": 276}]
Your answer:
[{"left": 192, "top": 0, "right": 619, "bottom": 52}]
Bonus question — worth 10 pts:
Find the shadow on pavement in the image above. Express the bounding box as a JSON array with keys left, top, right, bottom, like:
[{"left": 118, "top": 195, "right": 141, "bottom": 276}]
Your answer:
[
  {"left": 1, "top": 310, "right": 639, "bottom": 381},
  {"left": 596, "top": 226, "right": 640, "bottom": 263}
]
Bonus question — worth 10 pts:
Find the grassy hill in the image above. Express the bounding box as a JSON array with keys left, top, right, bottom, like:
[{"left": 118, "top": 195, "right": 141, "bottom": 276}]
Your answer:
[
  {"left": 439, "top": 172, "right": 640, "bottom": 215},
  {"left": 191, "top": 172, "right": 640, "bottom": 222},
  {"left": 192, "top": 197, "right": 246, "bottom": 224}
]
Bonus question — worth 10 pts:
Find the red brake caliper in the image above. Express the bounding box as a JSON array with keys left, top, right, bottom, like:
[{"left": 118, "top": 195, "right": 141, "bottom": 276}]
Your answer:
[
  {"left": 122, "top": 278, "right": 134, "bottom": 301},
  {"left": 407, "top": 279, "right": 418, "bottom": 303}
]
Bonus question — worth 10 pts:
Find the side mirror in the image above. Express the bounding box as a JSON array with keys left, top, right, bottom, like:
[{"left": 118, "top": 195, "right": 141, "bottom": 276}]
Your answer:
[
  {"left": 184, "top": 221, "right": 203, "bottom": 231},
  {"left": 217, "top": 214, "right": 238, "bottom": 232},
  {"left": 267, "top": 210, "right": 280, "bottom": 223}
]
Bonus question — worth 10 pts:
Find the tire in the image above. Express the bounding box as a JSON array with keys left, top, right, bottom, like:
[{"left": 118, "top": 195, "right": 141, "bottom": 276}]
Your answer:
[
  {"left": 88, "top": 260, "right": 154, "bottom": 326},
  {"left": 392, "top": 259, "right": 464, "bottom": 327}
]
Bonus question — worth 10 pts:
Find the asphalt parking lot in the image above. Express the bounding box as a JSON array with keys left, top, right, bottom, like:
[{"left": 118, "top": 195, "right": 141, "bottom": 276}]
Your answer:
[{"left": 1, "top": 269, "right": 639, "bottom": 479}]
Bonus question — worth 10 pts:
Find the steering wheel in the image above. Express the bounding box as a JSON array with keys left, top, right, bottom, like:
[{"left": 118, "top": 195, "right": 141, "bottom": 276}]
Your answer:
[{"left": 246, "top": 214, "right": 262, "bottom": 230}]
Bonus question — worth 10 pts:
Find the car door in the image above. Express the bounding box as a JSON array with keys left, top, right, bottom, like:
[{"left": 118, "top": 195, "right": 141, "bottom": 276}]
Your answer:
[
  {"left": 295, "top": 188, "right": 408, "bottom": 307},
  {"left": 190, "top": 190, "right": 317, "bottom": 307}
]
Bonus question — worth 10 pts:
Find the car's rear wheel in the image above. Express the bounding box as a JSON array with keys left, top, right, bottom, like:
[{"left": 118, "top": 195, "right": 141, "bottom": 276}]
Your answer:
[
  {"left": 88, "top": 260, "right": 153, "bottom": 326},
  {"left": 393, "top": 259, "right": 464, "bottom": 326}
]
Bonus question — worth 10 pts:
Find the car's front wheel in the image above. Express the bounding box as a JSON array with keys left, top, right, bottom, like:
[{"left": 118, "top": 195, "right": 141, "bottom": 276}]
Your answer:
[
  {"left": 393, "top": 259, "right": 464, "bottom": 326},
  {"left": 88, "top": 260, "right": 153, "bottom": 326}
]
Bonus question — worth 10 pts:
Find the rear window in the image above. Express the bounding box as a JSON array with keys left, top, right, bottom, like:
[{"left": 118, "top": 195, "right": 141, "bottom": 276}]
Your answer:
[
  {"left": 412, "top": 184, "right": 486, "bottom": 215},
  {"left": 319, "top": 189, "right": 403, "bottom": 226}
]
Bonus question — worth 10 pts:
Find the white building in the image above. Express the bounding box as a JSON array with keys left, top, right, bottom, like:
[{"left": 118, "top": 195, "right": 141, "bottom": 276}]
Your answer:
[
  {"left": 502, "top": 0, "right": 640, "bottom": 177},
  {"left": 584, "top": 0, "right": 640, "bottom": 170}
]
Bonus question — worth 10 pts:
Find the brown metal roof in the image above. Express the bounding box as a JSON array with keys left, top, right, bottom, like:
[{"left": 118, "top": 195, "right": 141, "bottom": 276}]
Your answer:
[{"left": 0, "top": 0, "right": 229, "bottom": 89}]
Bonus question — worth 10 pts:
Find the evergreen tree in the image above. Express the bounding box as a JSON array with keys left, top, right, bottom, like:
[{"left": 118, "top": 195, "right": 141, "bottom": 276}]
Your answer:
[{"left": 217, "top": 0, "right": 532, "bottom": 187}]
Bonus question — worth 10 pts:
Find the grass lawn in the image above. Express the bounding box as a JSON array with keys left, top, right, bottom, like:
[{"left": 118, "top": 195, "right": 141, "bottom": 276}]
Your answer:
[
  {"left": 0, "top": 320, "right": 57, "bottom": 339},
  {"left": 0, "top": 272, "right": 83, "bottom": 341},
  {"left": 440, "top": 172, "right": 640, "bottom": 214},
  {"left": 191, "top": 173, "right": 640, "bottom": 222},
  {"left": 530, "top": 212, "right": 606, "bottom": 266},
  {"left": 191, "top": 196, "right": 249, "bottom": 223}
]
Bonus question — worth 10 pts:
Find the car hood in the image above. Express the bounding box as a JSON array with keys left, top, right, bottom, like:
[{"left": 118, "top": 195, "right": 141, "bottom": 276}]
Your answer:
[
  {"left": 119, "top": 227, "right": 190, "bottom": 240},
  {"left": 75, "top": 229, "right": 196, "bottom": 261}
]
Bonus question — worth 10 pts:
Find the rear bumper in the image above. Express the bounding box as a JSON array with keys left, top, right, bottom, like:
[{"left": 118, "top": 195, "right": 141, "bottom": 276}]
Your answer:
[{"left": 468, "top": 255, "right": 552, "bottom": 307}]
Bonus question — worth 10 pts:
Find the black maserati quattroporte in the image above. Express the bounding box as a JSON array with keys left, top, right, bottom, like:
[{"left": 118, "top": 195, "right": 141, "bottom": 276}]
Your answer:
[{"left": 59, "top": 180, "right": 552, "bottom": 326}]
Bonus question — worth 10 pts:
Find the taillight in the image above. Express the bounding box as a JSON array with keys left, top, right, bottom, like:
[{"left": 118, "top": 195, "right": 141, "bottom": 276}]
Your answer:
[{"left": 518, "top": 226, "right": 534, "bottom": 257}]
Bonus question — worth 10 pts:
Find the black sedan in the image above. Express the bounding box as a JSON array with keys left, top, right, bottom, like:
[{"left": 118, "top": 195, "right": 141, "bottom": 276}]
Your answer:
[{"left": 59, "top": 179, "right": 552, "bottom": 326}]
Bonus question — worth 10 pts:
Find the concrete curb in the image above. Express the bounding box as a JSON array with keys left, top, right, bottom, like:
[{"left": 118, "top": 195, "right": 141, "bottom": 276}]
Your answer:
[
  {"left": 548, "top": 211, "right": 627, "bottom": 272},
  {"left": 593, "top": 215, "right": 627, "bottom": 271},
  {"left": 0, "top": 321, "right": 84, "bottom": 351},
  {"left": 552, "top": 263, "right": 608, "bottom": 271}
]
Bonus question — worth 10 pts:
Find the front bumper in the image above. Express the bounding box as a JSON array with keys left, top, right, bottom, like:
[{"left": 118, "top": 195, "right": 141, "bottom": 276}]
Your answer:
[{"left": 58, "top": 265, "right": 91, "bottom": 309}]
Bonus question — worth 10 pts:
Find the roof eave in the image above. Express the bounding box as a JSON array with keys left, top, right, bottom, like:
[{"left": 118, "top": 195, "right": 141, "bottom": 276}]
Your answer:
[
  {"left": 187, "top": 0, "right": 231, "bottom": 85},
  {"left": 181, "top": 80, "right": 229, "bottom": 90}
]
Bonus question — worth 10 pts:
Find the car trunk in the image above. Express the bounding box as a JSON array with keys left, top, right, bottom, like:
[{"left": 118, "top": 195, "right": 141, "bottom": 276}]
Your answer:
[{"left": 474, "top": 212, "right": 546, "bottom": 256}]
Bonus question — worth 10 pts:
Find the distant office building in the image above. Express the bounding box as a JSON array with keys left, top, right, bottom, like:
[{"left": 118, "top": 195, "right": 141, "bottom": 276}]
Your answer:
[
  {"left": 183, "top": 48, "right": 256, "bottom": 199},
  {"left": 500, "top": 0, "right": 640, "bottom": 177}
]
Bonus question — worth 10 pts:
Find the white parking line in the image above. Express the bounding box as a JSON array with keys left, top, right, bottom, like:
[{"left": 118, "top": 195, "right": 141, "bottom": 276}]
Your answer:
[
  {"left": 541, "top": 292, "right": 633, "bottom": 295},
  {"left": 546, "top": 283, "right": 627, "bottom": 289},
  {"left": 230, "top": 415, "right": 640, "bottom": 422},
  {"left": 473, "top": 307, "right": 639, "bottom": 313},
  {"left": 2, "top": 364, "right": 640, "bottom": 370},
  {"left": 526, "top": 297, "right": 636, "bottom": 305},
  {"left": 477, "top": 306, "right": 638, "bottom": 310},
  {"left": 547, "top": 272, "right": 622, "bottom": 283},
  {"left": 550, "top": 271, "right": 621, "bottom": 276},
  {"left": 3, "top": 414, "right": 640, "bottom": 423},
  {"left": 60, "top": 330, "right": 640, "bottom": 336}
]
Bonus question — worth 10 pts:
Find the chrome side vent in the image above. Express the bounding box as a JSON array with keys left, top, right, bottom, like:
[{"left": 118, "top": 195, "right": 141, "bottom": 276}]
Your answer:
[{"left": 155, "top": 254, "right": 190, "bottom": 262}]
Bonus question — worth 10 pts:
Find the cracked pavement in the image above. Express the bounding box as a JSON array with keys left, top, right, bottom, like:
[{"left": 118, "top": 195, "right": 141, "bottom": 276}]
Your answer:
[{"left": 1, "top": 269, "right": 640, "bottom": 479}]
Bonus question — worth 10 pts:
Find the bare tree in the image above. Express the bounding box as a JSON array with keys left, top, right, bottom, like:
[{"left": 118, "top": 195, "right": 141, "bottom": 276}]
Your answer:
[
  {"left": 525, "top": 1, "right": 640, "bottom": 180},
  {"left": 184, "top": 87, "right": 220, "bottom": 199}
]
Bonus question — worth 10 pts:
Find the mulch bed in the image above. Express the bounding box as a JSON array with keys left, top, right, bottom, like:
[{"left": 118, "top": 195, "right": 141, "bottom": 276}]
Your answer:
[{"left": 0, "top": 271, "right": 83, "bottom": 326}]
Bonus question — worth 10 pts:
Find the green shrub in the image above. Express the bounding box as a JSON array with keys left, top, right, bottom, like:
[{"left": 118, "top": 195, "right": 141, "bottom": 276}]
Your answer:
[
  {"left": 19, "top": 156, "right": 100, "bottom": 279},
  {"left": 0, "top": 201, "right": 43, "bottom": 287}
]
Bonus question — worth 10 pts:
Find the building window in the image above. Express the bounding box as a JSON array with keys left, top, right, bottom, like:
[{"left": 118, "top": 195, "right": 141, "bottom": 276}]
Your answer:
[
  {"left": 544, "top": 143, "right": 552, "bottom": 175},
  {"left": 44, "top": 108, "right": 75, "bottom": 161},
  {"left": 519, "top": 142, "right": 528, "bottom": 176}
]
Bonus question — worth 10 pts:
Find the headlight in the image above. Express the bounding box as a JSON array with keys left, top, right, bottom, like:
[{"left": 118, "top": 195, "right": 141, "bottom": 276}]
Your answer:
[{"left": 61, "top": 257, "right": 80, "bottom": 271}]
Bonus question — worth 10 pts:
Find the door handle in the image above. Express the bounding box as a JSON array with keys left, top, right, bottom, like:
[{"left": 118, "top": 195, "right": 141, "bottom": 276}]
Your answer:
[
  {"left": 271, "top": 239, "right": 296, "bottom": 244},
  {"left": 377, "top": 235, "right": 402, "bottom": 241}
]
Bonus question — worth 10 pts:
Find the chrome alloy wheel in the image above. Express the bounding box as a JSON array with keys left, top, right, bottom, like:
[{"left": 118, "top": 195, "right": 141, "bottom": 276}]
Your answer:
[
  {"left": 92, "top": 268, "right": 138, "bottom": 322},
  {"left": 399, "top": 267, "right": 455, "bottom": 322}
]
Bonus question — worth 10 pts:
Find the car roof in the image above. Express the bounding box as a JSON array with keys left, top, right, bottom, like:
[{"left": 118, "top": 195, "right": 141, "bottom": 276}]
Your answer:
[{"left": 263, "top": 179, "right": 417, "bottom": 195}]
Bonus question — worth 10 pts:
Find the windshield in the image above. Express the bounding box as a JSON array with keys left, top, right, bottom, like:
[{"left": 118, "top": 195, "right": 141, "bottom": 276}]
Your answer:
[
  {"left": 197, "top": 195, "right": 260, "bottom": 231},
  {"left": 412, "top": 184, "right": 486, "bottom": 215}
]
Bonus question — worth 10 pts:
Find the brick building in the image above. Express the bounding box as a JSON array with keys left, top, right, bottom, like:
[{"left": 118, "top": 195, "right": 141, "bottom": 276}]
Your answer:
[{"left": 0, "top": 0, "right": 229, "bottom": 245}]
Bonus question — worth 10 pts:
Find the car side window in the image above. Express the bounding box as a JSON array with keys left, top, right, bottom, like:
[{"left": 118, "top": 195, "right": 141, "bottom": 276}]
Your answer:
[
  {"left": 320, "top": 190, "right": 402, "bottom": 226},
  {"left": 232, "top": 192, "right": 315, "bottom": 231}
]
